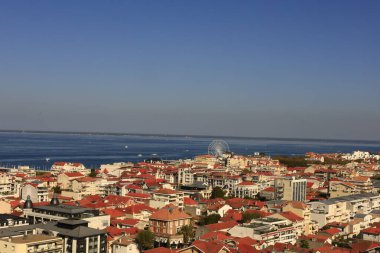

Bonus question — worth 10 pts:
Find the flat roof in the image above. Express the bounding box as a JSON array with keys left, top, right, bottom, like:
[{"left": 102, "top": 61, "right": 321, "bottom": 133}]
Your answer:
[
  {"left": 1, "top": 234, "right": 60, "bottom": 244},
  {"left": 319, "top": 193, "right": 379, "bottom": 205}
]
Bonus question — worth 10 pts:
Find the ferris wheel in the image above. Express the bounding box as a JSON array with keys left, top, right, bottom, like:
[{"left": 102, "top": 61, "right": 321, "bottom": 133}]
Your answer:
[{"left": 208, "top": 140, "right": 230, "bottom": 157}]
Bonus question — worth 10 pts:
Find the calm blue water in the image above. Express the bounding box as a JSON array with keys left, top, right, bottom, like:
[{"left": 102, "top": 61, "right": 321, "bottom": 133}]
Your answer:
[{"left": 0, "top": 132, "right": 379, "bottom": 169}]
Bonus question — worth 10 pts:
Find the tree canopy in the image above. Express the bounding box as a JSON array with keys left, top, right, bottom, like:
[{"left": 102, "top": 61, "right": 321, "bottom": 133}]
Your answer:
[
  {"left": 178, "top": 224, "right": 195, "bottom": 244},
  {"left": 88, "top": 169, "right": 97, "bottom": 177},
  {"left": 136, "top": 230, "right": 155, "bottom": 250},
  {"left": 211, "top": 187, "right": 226, "bottom": 199},
  {"left": 241, "top": 211, "right": 261, "bottom": 223},
  {"left": 200, "top": 214, "right": 221, "bottom": 225}
]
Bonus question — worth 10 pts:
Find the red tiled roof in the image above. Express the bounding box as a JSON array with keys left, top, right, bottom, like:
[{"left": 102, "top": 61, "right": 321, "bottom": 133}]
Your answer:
[
  {"left": 235, "top": 236, "right": 258, "bottom": 246},
  {"left": 111, "top": 219, "right": 139, "bottom": 227},
  {"left": 238, "top": 181, "right": 255, "bottom": 186},
  {"left": 278, "top": 211, "right": 303, "bottom": 222},
  {"left": 205, "top": 221, "right": 238, "bottom": 232},
  {"left": 118, "top": 204, "right": 156, "bottom": 214},
  {"left": 262, "top": 187, "right": 274, "bottom": 192},
  {"left": 103, "top": 209, "right": 126, "bottom": 219},
  {"left": 144, "top": 247, "right": 175, "bottom": 253},
  {"left": 192, "top": 240, "right": 229, "bottom": 253},
  {"left": 149, "top": 205, "right": 190, "bottom": 221},
  {"left": 184, "top": 197, "right": 197, "bottom": 206},
  {"left": 285, "top": 201, "right": 308, "bottom": 210},
  {"left": 104, "top": 226, "right": 139, "bottom": 237},
  {"left": 126, "top": 192, "right": 151, "bottom": 199},
  {"left": 75, "top": 177, "right": 96, "bottom": 182},
  {"left": 63, "top": 172, "right": 84, "bottom": 177},
  {"left": 362, "top": 227, "right": 380, "bottom": 235},
  {"left": 322, "top": 227, "right": 342, "bottom": 236},
  {"left": 351, "top": 240, "right": 380, "bottom": 253},
  {"left": 237, "top": 243, "right": 255, "bottom": 253},
  {"left": 200, "top": 231, "right": 231, "bottom": 241}
]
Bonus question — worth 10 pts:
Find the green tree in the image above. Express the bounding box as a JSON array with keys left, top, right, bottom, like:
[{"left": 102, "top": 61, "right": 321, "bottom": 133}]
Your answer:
[
  {"left": 52, "top": 186, "right": 61, "bottom": 194},
  {"left": 88, "top": 169, "right": 97, "bottom": 177},
  {"left": 211, "top": 187, "right": 225, "bottom": 199},
  {"left": 300, "top": 239, "right": 309, "bottom": 249},
  {"left": 241, "top": 211, "right": 261, "bottom": 223},
  {"left": 242, "top": 168, "right": 251, "bottom": 174},
  {"left": 178, "top": 225, "right": 195, "bottom": 244},
  {"left": 200, "top": 214, "right": 221, "bottom": 225},
  {"left": 136, "top": 230, "right": 155, "bottom": 250}
]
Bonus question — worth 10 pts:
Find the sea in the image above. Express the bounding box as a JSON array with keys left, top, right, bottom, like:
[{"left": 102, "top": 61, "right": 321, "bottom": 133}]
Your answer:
[{"left": 0, "top": 132, "right": 379, "bottom": 170}]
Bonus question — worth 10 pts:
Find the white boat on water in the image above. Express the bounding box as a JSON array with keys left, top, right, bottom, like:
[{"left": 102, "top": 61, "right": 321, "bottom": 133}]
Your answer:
[
  {"left": 45, "top": 157, "right": 50, "bottom": 162},
  {"left": 125, "top": 145, "right": 128, "bottom": 149},
  {"left": 137, "top": 154, "right": 143, "bottom": 157}
]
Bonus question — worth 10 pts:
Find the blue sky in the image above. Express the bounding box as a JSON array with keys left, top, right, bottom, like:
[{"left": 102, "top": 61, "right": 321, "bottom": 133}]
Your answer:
[{"left": 0, "top": 1, "right": 379, "bottom": 140}]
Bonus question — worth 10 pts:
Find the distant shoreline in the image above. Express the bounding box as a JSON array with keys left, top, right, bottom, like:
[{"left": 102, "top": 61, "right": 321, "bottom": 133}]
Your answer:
[{"left": 0, "top": 129, "right": 379, "bottom": 144}]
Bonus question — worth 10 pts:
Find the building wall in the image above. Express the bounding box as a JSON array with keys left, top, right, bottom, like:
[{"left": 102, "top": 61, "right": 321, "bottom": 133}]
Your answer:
[{"left": 112, "top": 243, "right": 139, "bottom": 253}]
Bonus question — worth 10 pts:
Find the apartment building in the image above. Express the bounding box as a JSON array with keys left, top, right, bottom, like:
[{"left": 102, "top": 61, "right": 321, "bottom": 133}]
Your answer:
[
  {"left": 283, "top": 201, "right": 318, "bottom": 235},
  {"left": 20, "top": 183, "right": 49, "bottom": 203},
  {"left": 150, "top": 188, "right": 184, "bottom": 209},
  {"left": 0, "top": 234, "right": 63, "bottom": 253},
  {"left": 228, "top": 217, "right": 297, "bottom": 246},
  {"left": 231, "top": 181, "right": 259, "bottom": 198},
  {"left": 0, "top": 173, "right": 18, "bottom": 196},
  {"left": 310, "top": 193, "right": 380, "bottom": 227},
  {"left": 23, "top": 197, "right": 110, "bottom": 230},
  {"left": 329, "top": 181, "right": 359, "bottom": 198},
  {"left": 274, "top": 177, "right": 306, "bottom": 202},
  {"left": 149, "top": 205, "right": 191, "bottom": 247},
  {"left": 51, "top": 162, "right": 89, "bottom": 175}
]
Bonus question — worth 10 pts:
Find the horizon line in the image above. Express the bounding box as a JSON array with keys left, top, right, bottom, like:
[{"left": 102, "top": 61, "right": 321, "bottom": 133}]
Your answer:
[{"left": 0, "top": 129, "right": 379, "bottom": 144}]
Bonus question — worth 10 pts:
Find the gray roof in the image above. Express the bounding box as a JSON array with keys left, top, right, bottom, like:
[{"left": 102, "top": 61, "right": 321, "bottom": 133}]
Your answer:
[
  {"left": 0, "top": 219, "right": 105, "bottom": 239},
  {"left": 34, "top": 204, "right": 93, "bottom": 214},
  {"left": 318, "top": 193, "right": 380, "bottom": 205},
  {"left": 354, "top": 213, "right": 367, "bottom": 219},
  {"left": 0, "top": 214, "right": 27, "bottom": 223},
  {"left": 57, "top": 219, "right": 89, "bottom": 226},
  {"left": 372, "top": 180, "right": 380, "bottom": 188},
  {"left": 370, "top": 210, "right": 380, "bottom": 215},
  {"left": 39, "top": 222, "right": 106, "bottom": 238}
]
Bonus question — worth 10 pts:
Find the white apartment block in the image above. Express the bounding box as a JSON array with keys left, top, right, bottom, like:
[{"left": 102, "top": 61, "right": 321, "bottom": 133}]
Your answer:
[
  {"left": 309, "top": 193, "right": 380, "bottom": 227},
  {"left": 275, "top": 177, "right": 307, "bottom": 202}
]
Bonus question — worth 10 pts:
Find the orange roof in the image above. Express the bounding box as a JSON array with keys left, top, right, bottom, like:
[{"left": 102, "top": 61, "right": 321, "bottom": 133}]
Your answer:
[
  {"left": 262, "top": 187, "right": 275, "bottom": 192},
  {"left": 75, "top": 177, "right": 96, "bottom": 182},
  {"left": 103, "top": 209, "right": 126, "bottom": 219},
  {"left": 144, "top": 247, "right": 176, "bottom": 253},
  {"left": 184, "top": 197, "right": 197, "bottom": 206},
  {"left": 362, "top": 227, "right": 380, "bottom": 235},
  {"left": 200, "top": 231, "right": 231, "bottom": 241},
  {"left": 238, "top": 181, "right": 255, "bottom": 186},
  {"left": 205, "top": 221, "right": 238, "bottom": 231},
  {"left": 286, "top": 201, "right": 308, "bottom": 210},
  {"left": 277, "top": 211, "right": 303, "bottom": 222},
  {"left": 126, "top": 192, "right": 151, "bottom": 199},
  {"left": 192, "top": 240, "right": 229, "bottom": 253},
  {"left": 154, "top": 188, "right": 179, "bottom": 194},
  {"left": 63, "top": 172, "right": 84, "bottom": 177},
  {"left": 118, "top": 204, "right": 156, "bottom": 214},
  {"left": 322, "top": 227, "right": 342, "bottom": 236},
  {"left": 149, "top": 205, "right": 190, "bottom": 221}
]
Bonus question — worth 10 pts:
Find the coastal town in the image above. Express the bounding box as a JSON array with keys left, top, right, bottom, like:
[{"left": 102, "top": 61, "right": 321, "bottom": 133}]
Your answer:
[{"left": 0, "top": 143, "right": 379, "bottom": 253}]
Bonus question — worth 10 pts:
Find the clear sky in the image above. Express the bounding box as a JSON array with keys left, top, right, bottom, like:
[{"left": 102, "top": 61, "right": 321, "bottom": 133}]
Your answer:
[{"left": 0, "top": 1, "right": 379, "bottom": 140}]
